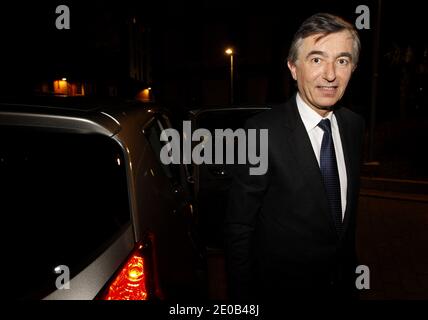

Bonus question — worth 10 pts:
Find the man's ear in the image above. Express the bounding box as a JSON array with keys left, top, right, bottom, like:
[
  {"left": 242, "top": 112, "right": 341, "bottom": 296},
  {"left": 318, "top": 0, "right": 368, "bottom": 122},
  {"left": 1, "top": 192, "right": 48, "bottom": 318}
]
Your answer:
[{"left": 287, "top": 60, "right": 298, "bottom": 80}]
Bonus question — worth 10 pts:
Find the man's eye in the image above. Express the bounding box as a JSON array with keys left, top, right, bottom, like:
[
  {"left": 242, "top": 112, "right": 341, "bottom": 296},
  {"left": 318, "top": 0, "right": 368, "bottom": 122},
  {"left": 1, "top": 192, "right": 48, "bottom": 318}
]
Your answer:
[
  {"left": 312, "top": 58, "right": 321, "bottom": 64},
  {"left": 338, "top": 58, "right": 349, "bottom": 65}
]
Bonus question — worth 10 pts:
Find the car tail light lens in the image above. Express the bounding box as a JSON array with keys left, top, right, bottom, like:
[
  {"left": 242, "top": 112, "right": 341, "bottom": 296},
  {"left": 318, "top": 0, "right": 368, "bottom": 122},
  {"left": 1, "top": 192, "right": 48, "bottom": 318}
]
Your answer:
[{"left": 99, "top": 244, "right": 149, "bottom": 300}]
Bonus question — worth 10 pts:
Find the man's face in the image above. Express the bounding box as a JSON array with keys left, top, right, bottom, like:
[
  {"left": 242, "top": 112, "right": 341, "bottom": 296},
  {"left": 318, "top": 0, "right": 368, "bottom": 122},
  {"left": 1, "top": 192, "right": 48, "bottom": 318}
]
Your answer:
[{"left": 287, "top": 30, "right": 356, "bottom": 115}]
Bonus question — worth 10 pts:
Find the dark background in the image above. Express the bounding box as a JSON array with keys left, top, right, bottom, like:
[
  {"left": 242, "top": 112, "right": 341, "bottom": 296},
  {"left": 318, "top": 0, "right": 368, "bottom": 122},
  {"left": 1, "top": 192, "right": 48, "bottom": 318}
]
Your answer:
[
  {"left": 0, "top": 0, "right": 425, "bottom": 112},
  {"left": 1, "top": 1, "right": 427, "bottom": 171},
  {"left": 1, "top": 0, "right": 427, "bottom": 179}
]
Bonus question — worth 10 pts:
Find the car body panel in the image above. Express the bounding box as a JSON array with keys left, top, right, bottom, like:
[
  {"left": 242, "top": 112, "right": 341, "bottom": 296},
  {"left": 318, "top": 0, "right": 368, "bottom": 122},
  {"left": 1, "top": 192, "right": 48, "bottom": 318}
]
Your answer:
[{"left": 43, "top": 225, "right": 134, "bottom": 300}]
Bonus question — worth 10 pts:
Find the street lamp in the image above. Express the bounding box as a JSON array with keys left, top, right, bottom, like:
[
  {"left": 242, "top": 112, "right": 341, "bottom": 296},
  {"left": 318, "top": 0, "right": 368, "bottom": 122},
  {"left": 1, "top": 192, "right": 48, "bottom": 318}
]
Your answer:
[{"left": 225, "top": 48, "right": 234, "bottom": 105}]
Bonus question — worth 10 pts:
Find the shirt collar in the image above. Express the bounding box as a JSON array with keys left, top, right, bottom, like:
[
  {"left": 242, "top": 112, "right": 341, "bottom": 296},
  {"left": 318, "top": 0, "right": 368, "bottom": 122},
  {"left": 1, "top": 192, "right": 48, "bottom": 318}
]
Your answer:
[{"left": 296, "top": 92, "right": 333, "bottom": 132}]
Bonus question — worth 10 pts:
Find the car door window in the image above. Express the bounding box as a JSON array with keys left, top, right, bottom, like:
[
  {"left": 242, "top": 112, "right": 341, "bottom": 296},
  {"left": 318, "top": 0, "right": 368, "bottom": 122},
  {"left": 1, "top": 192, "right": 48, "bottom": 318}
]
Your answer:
[{"left": 145, "top": 115, "right": 181, "bottom": 184}]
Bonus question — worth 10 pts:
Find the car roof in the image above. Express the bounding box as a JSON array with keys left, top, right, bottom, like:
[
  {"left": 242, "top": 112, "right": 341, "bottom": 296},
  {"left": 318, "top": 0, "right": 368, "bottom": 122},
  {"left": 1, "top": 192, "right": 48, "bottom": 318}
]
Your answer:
[
  {"left": 188, "top": 105, "right": 271, "bottom": 118},
  {"left": 0, "top": 96, "right": 165, "bottom": 137},
  {"left": 0, "top": 96, "right": 121, "bottom": 112}
]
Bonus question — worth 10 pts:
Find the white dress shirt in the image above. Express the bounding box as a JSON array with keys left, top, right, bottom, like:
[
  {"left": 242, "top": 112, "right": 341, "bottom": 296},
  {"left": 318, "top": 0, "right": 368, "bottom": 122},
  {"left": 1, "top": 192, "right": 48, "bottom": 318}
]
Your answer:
[{"left": 295, "top": 93, "right": 347, "bottom": 219}]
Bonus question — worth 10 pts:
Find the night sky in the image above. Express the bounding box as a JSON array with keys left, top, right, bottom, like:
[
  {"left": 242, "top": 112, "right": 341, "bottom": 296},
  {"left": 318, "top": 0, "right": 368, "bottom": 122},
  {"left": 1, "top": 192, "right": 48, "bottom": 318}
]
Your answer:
[{"left": 0, "top": 0, "right": 426, "bottom": 121}]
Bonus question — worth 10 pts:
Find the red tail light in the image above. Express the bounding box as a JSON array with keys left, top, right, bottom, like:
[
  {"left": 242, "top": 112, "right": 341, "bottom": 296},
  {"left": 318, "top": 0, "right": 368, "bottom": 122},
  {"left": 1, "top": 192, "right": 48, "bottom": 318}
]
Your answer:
[{"left": 99, "top": 244, "right": 149, "bottom": 300}]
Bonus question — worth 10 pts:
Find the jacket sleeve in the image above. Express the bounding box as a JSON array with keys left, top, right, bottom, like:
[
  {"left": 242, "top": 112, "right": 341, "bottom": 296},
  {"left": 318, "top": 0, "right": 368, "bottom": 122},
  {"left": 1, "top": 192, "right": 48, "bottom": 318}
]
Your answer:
[{"left": 223, "top": 117, "right": 269, "bottom": 301}]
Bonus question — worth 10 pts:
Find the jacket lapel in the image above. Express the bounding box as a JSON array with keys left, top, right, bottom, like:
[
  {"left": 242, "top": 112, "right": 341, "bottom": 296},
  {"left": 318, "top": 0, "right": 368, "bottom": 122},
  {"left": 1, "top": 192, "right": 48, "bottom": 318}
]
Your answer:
[
  {"left": 334, "top": 108, "right": 356, "bottom": 236},
  {"left": 281, "top": 96, "right": 339, "bottom": 238}
]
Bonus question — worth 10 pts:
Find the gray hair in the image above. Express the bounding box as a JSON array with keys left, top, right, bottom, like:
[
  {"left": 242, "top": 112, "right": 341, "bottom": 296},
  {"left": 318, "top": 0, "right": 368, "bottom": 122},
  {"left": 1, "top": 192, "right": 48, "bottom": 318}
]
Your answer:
[{"left": 287, "top": 13, "right": 361, "bottom": 65}]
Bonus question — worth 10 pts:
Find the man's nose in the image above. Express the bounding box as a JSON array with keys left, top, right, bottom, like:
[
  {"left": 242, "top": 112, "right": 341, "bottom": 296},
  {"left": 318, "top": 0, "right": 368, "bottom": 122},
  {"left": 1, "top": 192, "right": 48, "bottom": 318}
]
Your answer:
[{"left": 323, "top": 62, "right": 336, "bottom": 82}]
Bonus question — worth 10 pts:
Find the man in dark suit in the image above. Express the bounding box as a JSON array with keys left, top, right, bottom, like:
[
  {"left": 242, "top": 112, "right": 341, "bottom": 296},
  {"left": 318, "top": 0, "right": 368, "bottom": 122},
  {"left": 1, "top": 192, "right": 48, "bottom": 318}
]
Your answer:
[{"left": 225, "top": 13, "right": 365, "bottom": 300}]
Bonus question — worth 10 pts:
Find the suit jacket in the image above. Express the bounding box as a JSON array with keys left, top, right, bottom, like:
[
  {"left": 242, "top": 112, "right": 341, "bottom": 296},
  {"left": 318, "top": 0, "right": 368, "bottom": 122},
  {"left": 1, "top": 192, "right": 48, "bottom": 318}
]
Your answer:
[{"left": 224, "top": 94, "right": 365, "bottom": 300}]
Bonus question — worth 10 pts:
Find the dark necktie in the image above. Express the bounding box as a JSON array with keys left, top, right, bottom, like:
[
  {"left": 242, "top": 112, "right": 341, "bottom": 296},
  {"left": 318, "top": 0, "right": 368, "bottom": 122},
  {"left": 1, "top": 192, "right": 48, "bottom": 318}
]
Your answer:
[{"left": 318, "top": 118, "right": 343, "bottom": 234}]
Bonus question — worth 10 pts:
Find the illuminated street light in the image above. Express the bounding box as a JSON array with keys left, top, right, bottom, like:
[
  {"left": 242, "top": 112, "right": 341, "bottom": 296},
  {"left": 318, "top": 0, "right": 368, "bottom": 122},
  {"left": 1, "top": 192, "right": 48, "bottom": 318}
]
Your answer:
[{"left": 225, "top": 48, "right": 234, "bottom": 105}]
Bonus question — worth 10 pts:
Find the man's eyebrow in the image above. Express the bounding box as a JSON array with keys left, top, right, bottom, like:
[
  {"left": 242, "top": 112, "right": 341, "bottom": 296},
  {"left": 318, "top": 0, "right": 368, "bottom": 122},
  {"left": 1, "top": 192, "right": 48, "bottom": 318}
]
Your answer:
[
  {"left": 306, "top": 50, "right": 327, "bottom": 59},
  {"left": 336, "top": 52, "right": 353, "bottom": 60},
  {"left": 305, "top": 51, "right": 354, "bottom": 60}
]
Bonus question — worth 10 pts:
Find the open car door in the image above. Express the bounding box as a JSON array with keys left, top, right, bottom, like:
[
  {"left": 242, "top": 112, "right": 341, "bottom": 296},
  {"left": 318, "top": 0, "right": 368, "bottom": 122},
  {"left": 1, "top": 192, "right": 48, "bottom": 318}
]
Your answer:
[{"left": 188, "top": 106, "right": 271, "bottom": 250}]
